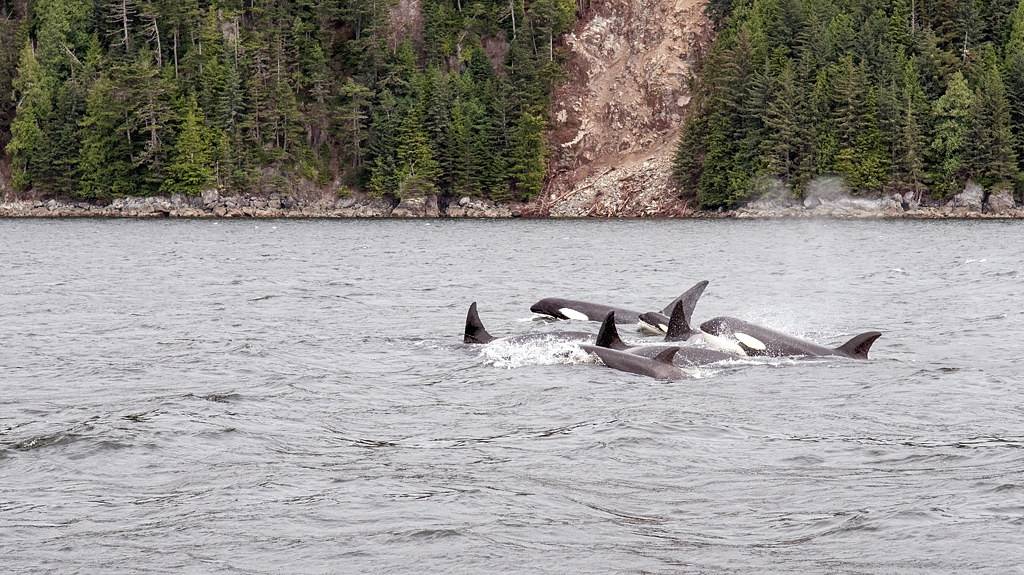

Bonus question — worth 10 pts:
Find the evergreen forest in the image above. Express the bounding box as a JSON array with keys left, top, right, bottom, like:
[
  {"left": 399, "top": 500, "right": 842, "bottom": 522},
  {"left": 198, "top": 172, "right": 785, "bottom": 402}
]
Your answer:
[
  {"left": 0, "top": 0, "right": 576, "bottom": 202},
  {"left": 675, "top": 0, "right": 1024, "bottom": 208}
]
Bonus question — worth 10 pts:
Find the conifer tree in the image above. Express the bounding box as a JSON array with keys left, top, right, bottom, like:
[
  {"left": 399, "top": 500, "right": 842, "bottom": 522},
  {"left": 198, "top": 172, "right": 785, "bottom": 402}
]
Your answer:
[
  {"left": 161, "top": 95, "right": 214, "bottom": 196},
  {"left": 78, "top": 75, "right": 135, "bottom": 198},
  {"left": 6, "top": 42, "right": 51, "bottom": 191},
  {"left": 507, "top": 112, "right": 546, "bottom": 201},
  {"left": 930, "top": 72, "right": 973, "bottom": 197}
]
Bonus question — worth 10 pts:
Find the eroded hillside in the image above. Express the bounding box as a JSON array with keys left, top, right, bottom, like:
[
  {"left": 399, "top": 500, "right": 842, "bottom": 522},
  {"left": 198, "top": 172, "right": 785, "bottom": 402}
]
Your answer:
[{"left": 538, "top": 0, "right": 711, "bottom": 216}]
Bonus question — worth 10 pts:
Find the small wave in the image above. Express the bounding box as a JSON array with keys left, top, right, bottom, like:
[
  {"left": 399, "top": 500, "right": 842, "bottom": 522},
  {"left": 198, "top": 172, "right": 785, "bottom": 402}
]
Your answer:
[
  {"left": 187, "top": 392, "right": 243, "bottom": 403},
  {"left": 7, "top": 431, "right": 81, "bottom": 451},
  {"left": 387, "top": 528, "right": 463, "bottom": 542},
  {"left": 248, "top": 294, "right": 277, "bottom": 302}
]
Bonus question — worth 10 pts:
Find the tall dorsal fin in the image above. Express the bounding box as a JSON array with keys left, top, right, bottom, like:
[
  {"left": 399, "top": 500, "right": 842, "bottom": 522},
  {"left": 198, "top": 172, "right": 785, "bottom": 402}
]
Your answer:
[
  {"left": 653, "top": 347, "right": 680, "bottom": 364},
  {"left": 836, "top": 331, "right": 881, "bottom": 359},
  {"left": 664, "top": 300, "right": 695, "bottom": 342},
  {"left": 661, "top": 280, "right": 710, "bottom": 318},
  {"left": 595, "top": 311, "right": 628, "bottom": 350},
  {"left": 464, "top": 302, "right": 495, "bottom": 344}
]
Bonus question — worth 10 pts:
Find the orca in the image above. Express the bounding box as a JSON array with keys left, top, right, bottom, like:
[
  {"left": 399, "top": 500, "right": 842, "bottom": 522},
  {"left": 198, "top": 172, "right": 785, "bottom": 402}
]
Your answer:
[
  {"left": 635, "top": 281, "right": 709, "bottom": 334},
  {"left": 699, "top": 317, "right": 882, "bottom": 359},
  {"left": 464, "top": 302, "right": 593, "bottom": 345},
  {"left": 595, "top": 307, "right": 738, "bottom": 366},
  {"left": 529, "top": 281, "right": 709, "bottom": 330},
  {"left": 581, "top": 345, "right": 686, "bottom": 381}
]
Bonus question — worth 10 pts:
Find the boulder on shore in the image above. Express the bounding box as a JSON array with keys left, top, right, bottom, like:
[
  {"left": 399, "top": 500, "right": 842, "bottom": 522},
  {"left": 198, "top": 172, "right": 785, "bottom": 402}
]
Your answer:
[
  {"left": 948, "top": 182, "right": 984, "bottom": 211},
  {"left": 446, "top": 197, "right": 513, "bottom": 218},
  {"left": 985, "top": 186, "right": 1016, "bottom": 214},
  {"left": 391, "top": 195, "right": 440, "bottom": 218}
]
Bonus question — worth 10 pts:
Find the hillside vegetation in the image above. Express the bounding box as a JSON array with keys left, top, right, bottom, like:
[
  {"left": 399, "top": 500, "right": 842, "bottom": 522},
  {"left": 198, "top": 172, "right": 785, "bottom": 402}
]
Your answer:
[
  {"left": 674, "top": 0, "right": 1024, "bottom": 208},
  {"left": 0, "top": 0, "right": 575, "bottom": 202}
]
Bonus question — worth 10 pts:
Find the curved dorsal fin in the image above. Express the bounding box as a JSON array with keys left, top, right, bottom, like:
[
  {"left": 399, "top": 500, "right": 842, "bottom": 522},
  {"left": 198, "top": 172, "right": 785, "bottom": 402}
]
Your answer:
[
  {"left": 664, "top": 300, "right": 695, "bottom": 342},
  {"left": 464, "top": 302, "right": 495, "bottom": 344},
  {"left": 836, "top": 331, "right": 882, "bottom": 359},
  {"left": 595, "top": 311, "right": 628, "bottom": 350},
  {"left": 661, "top": 280, "right": 710, "bottom": 318},
  {"left": 653, "top": 347, "right": 680, "bottom": 364}
]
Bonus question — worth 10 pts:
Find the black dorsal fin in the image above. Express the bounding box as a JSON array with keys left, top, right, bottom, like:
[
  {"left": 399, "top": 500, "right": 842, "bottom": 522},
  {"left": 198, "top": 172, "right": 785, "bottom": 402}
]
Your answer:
[
  {"left": 664, "top": 301, "right": 694, "bottom": 342},
  {"left": 595, "top": 312, "right": 628, "bottom": 350},
  {"left": 464, "top": 302, "right": 495, "bottom": 344},
  {"left": 653, "top": 347, "right": 680, "bottom": 364},
  {"left": 661, "top": 280, "right": 710, "bottom": 318},
  {"left": 836, "top": 331, "right": 882, "bottom": 359}
]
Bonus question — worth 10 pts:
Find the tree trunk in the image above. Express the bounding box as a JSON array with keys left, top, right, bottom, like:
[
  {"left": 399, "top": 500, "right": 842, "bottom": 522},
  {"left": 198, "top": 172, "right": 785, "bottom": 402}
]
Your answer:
[
  {"left": 173, "top": 27, "right": 178, "bottom": 78},
  {"left": 510, "top": 0, "right": 516, "bottom": 39}
]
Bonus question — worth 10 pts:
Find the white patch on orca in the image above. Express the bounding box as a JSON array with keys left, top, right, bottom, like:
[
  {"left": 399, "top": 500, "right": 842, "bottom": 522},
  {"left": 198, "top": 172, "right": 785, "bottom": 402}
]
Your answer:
[
  {"left": 558, "top": 308, "right": 590, "bottom": 321},
  {"left": 699, "top": 331, "right": 748, "bottom": 356},
  {"left": 734, "top": 332, "right": 767, "bottom": 351},
  {"left": 637, "top": 320, "right": 665, "bottom": 335}
]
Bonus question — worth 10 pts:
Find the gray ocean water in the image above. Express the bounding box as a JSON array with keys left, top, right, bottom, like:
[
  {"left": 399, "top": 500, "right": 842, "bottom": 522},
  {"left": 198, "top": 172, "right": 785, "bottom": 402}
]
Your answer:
[{"left": 1, "top": 218, "right": 1023, "bottom": 574}]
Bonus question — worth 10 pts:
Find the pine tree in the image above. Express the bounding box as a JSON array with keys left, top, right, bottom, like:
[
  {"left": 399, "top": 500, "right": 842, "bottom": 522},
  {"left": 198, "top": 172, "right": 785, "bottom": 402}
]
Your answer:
[
  {"left": 894, "top": 60, "right": 929, "bottom": 195},
  {"left": 968, "top": 49, "right": 1018, "bottom": 186},
  {"left": 760, "top": 61, "right": 800, "bottom": 182},
  {"left": 507, "top": 112, "right": 546, "bottom": 201},
  {"left": 1004, "top": 0, "right": 1024, "bottom": 191},
  {"left": 161, "top": 95, "right": 214, "bottom": 196},
  {"left": 78, "top": 75, "right": 135, "bottom": 199},
  {"left": 930, "top": 72, "right": 973, "bottom": 198},
  {"left": 394, "top": 101, "right": 440, "bottom": 198},
  {"left": 6, "top": 42, "right": 52, "bottom": 191}
]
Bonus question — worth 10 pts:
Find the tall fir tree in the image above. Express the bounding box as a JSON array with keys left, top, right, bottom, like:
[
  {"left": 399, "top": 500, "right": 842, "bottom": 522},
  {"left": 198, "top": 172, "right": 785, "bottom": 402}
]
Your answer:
[{"left": 161, "top": 95, "right": 214, "bottom": 196}]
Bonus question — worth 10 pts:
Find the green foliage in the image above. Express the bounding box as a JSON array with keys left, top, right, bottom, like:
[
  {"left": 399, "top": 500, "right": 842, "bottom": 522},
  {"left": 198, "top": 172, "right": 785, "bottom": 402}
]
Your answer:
[
  {"left": 78, "top": 75, "right": 134, "bottom": 199},
  {"left": 676, "top": 0, "right": 1024, "bottom": 208},
  {"left": 931, "top": 72, "right": 974, "bottom": 197},
  {"left": 6, "top": 42, "right": 51, "bottom": 191},
  {"left": 161, "top": 95, "right": 214, "bottom": 196},
  {"left": 0, "top": 0, "right": 575, "bottom": 202}
]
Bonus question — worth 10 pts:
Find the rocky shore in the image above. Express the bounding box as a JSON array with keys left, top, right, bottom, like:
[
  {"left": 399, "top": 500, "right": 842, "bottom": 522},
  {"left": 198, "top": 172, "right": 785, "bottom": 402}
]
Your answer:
[
  {"left": 0, "top": 190, "right": 519, "bottom": 219},
  {"left": 725, "top": 183, "right": 1023, "bottom": 219},
  {"left": 1, "top": 182, "right": 1021, "bottom": 219}
]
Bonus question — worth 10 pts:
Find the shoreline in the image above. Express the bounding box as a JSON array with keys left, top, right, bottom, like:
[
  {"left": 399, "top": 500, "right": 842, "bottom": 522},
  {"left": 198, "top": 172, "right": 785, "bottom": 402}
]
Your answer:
[{"left": 2, "top": 193, "right": 1024, "bottom": 220}]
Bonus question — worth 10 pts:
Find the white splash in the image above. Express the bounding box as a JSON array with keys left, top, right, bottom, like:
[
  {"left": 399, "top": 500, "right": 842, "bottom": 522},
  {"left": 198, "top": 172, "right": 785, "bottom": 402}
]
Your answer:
[{"left": 480, "top": 338, "right": 595, "bottom": 369}]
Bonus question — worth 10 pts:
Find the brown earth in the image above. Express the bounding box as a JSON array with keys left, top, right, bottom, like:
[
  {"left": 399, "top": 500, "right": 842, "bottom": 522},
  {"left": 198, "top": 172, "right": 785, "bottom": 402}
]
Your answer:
[{"left": 537, "top": 0, "right": 712, "bottom": 217}]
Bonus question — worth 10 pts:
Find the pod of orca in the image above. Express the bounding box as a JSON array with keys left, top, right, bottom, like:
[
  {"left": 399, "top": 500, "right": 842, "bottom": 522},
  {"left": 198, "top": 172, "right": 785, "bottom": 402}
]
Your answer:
[{"left": 464, "top": 280, "right": 882, "bottom": 380}]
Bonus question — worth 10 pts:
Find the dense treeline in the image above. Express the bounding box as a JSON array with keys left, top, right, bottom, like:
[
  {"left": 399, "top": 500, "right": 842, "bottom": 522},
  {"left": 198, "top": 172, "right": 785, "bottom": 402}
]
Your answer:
[
  {"left": 0, "top": 0, "right": 575, "bottom": 201},
  {"left": 675, "top": 0, "right": 1024, "bottom": 209}
]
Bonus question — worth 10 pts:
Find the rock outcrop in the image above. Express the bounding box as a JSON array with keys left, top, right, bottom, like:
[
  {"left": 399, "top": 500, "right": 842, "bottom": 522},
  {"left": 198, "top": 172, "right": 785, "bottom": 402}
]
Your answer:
[
  {"left": 446, "top": 197, "right": 513, "bottom": 218},
  {"left": 948, "top": 182, "right": 985, "bottom": 211},
  {"left": 539, "top": 0, "right": 711, "bottom": 216},
  {"left": 390, "top": 195, "right": 440, "bottom": 218},
  {"left": 985, "top": 186, "right": 1016, "bottom": 214}
]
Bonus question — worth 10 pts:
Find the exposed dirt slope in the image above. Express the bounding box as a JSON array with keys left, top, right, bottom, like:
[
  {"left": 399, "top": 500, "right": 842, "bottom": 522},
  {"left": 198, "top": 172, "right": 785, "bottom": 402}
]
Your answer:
[{"left": 538, "top": 0, "right": 711, "bottom": 216}]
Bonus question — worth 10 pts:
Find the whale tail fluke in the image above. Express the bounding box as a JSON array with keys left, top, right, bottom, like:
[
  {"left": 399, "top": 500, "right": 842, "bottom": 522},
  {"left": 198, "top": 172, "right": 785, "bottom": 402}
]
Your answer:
[
  {"left": 464, "top": 302, "right": 495, "bottom": 344},
  {"left": 836, "top": 331, "right": 882, "bottom": 359},
  {"left": 662, "top": 280, "right": 710, "bottom": 319},
  {"left": 664, "top": 300, "right": 696, "bottom": 342},
  {"left": 595, "top": 312, "right": 628, "bottom": 350}
]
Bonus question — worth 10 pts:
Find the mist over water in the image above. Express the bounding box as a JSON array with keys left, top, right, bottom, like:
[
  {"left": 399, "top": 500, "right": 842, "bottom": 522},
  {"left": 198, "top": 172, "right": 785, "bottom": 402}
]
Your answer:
[{"left": 2, "top": 219, "right": 1023, "bottom": 573}]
